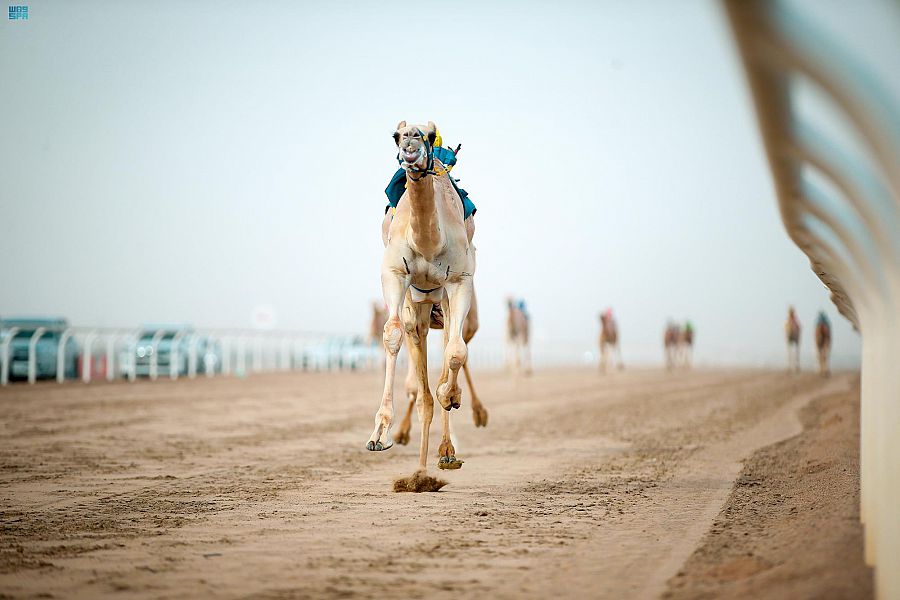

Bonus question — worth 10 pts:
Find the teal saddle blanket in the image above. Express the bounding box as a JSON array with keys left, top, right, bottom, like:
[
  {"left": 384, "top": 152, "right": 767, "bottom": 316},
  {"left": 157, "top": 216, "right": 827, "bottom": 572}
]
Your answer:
[{"left": 384, "top": 147, "right": 476, "bottom": 219}]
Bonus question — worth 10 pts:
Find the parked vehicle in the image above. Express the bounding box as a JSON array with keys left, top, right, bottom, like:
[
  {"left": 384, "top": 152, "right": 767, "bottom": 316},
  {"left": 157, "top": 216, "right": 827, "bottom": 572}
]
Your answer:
[
  {"left": 120, "top": 326, "right": 219, "bottom": 378},
  {"left": 300, "top": 335, "right": 381, "bottom": 371},
  {"left": 0, "top": 317, "right": 77, "bottom": 381}
]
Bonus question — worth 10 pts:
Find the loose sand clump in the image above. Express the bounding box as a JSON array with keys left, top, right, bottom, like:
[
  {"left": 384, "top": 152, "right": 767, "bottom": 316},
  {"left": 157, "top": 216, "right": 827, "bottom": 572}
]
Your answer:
[{"left": 393, "top": 470, "right": 448, "bottom": 492}]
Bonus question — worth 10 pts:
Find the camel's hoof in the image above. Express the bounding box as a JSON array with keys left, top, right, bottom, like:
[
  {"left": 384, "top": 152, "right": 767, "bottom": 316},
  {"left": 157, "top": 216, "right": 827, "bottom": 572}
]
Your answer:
[
  {"left": 473, "top": 406, "right": 488, "bottom": 428},
  {"left": 437, "top": 382, "right": 461, "bottom": 412},
  {"left": 438, "top": 455, "right": 464, "bottom": 470},
  {"left": 366, "top": 440, "right": 392, "bottom": 452},
  {"left": 394, "top": 429, "right": 410, "bottom": 445}
]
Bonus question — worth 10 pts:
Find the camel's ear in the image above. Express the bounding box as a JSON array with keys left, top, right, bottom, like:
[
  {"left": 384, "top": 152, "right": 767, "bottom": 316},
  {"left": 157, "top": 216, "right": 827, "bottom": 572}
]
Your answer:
[
  {"left": 425, "top": 121, "right": 437, "bottom": 145},
  {"left": 393, "top": 120, "right": 406, "bottom": 145}
]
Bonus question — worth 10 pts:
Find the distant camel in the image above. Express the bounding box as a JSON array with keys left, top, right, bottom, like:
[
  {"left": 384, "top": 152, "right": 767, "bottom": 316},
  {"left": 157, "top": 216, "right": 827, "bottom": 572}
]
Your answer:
[
  {"left": 680, "top": 321, "right": 694, "bottom": 369},
  {"left": 367, "top": 301, "right": 388, "bottom": 369},
  {"left": 598, "top": 309, "right": 623, "bottom": 373},
  {"left": 506, "top": 298, "right": 532, "bottom": 374},
  {"left": 815, "top": 311, "right": 831, "bottom": 376},
  {"left": 785, "top": 306, "right": 801, "bottom": 372},
  {"left": 664, "top": 321, "right": 680, "bottom": 370},
  {"left": 368, "top": 301, "right": 387, "bottom": 346}
]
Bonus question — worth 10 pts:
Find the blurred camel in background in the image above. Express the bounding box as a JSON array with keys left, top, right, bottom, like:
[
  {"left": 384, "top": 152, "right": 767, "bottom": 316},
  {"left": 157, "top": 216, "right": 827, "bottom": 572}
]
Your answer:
[
  {"left": 664, "top": 321, "right": 680, "bottom": 370},
  {"left": 664, "top": 320, "right": 695, "bottom": 370},
  {"left": 815, "top": 311, "right": 831, "bottom": 376},
  {"left": 368, "top": 301, "right": 387, "bottom": 345},
  {"left": 598, "top": 308, "right": 623, "bottom": 373},
  {"left": 506, "top": 298, "right": 532, "bottom": 375},
  {"left": 785, "top": 306, "right": 801, "bottom": 373},
  {"left": 680, "top": 321, "right": 694, "bottom": 369}
]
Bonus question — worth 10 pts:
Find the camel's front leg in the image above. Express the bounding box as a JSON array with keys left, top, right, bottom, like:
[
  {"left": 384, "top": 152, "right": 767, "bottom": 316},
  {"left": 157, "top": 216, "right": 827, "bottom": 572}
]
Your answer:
[
  {"left": 366, "top": 272, "right": 408, "bottom": 451},
  {"left": 436, "top": 280, "right": 473, "bottom": 412}
]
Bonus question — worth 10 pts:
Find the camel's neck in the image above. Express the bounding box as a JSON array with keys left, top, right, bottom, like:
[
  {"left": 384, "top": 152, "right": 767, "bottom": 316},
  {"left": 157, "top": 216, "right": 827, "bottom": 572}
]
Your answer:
[{"left": 405, "top": 173, "right": 443, "bottom": 258}]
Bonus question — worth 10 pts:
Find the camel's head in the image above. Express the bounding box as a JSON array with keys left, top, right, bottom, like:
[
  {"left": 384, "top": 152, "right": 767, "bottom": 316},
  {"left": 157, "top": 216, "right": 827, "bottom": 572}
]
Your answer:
[{"left": 393, "top": 120, "right": 437, "bottom": 174}]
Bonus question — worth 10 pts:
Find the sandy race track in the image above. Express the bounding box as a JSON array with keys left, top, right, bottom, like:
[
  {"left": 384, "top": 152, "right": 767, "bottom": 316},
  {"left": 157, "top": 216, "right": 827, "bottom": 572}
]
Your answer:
[{"left": 0, "top": 368, "right": 871, "bottom": 599}]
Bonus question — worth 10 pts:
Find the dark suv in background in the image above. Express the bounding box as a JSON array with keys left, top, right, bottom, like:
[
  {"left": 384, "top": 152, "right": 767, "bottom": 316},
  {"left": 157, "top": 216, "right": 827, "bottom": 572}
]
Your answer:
[
  {"left": 0, "top": 318, "right": 78, "bottom": 380},
  {"left": 121, "top": 326, "right": 219, "bottom": 378}
]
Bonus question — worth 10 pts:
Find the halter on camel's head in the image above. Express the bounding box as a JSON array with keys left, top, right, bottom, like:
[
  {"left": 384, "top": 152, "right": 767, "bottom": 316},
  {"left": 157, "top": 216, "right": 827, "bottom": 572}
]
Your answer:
[{"left": 393, "top": 120, "right": 438, "bottom": 181}]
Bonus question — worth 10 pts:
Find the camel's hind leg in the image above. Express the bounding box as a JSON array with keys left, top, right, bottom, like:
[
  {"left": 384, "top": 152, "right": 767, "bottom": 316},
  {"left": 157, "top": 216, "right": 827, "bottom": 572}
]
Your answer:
[
  {"left": 436, "top": 279, "right": 473, "bottom": 412},
  {"left": 523, "top": 341, "right": 533, "bottom": 375},
  {"left": 461, "top": 293, "right": 487, "bottom": 427},
  {"left": 463, "top": 362, "right": 488, "bottom": 427},
  {"left": 404, "top": 300, "right": 435, "bottom": 472},
  {"left": 393, "top": 357, "right": 417, "bottom": 445}
]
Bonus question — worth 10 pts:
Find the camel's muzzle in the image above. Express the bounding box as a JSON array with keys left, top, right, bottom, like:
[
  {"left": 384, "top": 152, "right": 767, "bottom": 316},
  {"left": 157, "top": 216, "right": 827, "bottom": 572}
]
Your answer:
[{"left": 401, "top": 149, "right": 422, "bottom": 166}]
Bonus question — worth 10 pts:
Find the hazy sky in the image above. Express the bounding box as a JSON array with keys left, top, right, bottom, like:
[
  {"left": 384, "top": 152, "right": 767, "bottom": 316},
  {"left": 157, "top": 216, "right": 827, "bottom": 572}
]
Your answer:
[{"left": 1, "top": 0, "right": 868, "bottom": 367}]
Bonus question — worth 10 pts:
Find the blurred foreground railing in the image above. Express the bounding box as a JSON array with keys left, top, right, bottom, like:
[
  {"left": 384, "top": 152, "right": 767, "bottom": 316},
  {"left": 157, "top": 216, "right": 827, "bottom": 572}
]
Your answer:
[{"left": 724, "top": 1, "right": 899, "bottom": 596}]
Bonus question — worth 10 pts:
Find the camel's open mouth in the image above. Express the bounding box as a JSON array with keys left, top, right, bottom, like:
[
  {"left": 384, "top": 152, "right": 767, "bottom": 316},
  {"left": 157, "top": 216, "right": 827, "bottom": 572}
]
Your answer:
[{"left": 401, "top": 150, "right": 421, "bottom": 165}]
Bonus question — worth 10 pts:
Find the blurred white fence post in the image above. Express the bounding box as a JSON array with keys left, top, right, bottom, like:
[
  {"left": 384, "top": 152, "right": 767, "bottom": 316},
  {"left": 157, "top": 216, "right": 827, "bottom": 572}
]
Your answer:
[
  {"left": 126, "top": 333, "right": 138, "bottom": 383},
  {"left": 279, "top": 336, "right": 291, "bottom": 371},
  {"left": 57, "top": 328, "right": 74, "bottom": 383},
  {"left": 237, "top": 337, "right": 247, "bottom": 376},
  {"left": 169, "top": 330, "right": 187, "bottom": 380},
  {"left": 187, "top": 333, "right": 200, "bottom": 379},
  {"left": 1, "top": 327, "right": 19, "bottom": 386},
  {"left": 148, "top": 329, "right": 166, "bottom": 381},
  {"left": 724, "top": 2, "right": 900, "bottom": 597},
  {"left": 105, "top": 335, "right": 116, "bottom": 382},
  {"left": 204, "top": 335, "right": 216, "bottom": 378},
  {"left": 81, "top": 331, "right": 98, "bottom": 383},
  {"left": 253, "top": 337, "right": 263, "bottom": 373},
  {"left": 221, "top": 336, "right": 232, "bottom": 376},
  {"left": 26, "top": 327, "right": 47, "bottom": 385}
]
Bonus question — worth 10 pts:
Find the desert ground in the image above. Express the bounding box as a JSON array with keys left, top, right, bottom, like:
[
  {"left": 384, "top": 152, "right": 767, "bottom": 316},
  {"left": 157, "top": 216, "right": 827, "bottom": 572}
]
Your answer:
[{"left": 0, "top": 368, "right": 871, "bottom": 599}]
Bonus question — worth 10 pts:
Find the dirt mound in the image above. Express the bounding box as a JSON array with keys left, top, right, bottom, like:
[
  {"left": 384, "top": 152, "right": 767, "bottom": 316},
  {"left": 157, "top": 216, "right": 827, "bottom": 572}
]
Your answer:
[{"left": 393, "top": 470, "right": 447, "bottom": 492}]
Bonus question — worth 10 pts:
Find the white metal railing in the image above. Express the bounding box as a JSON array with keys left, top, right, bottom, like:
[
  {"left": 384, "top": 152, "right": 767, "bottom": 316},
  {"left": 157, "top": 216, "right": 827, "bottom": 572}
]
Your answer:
[
  {"left": 724, "top": 1, "right": 899, "bottom": 596},
  {"left": 0, "top": 322, "right": 587, "bottom": 387},
  {"left": 56, "top": 329, "right": 74, "bottom": 384},
  {"left": 1, "top": 327, "right": 19, "bottom": 386},
  {"left": 26, "top": 327, "right": 48, "bottom": 385},
  {"left": 0, "top": 326, "right": 412, "bottom": 385}
]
